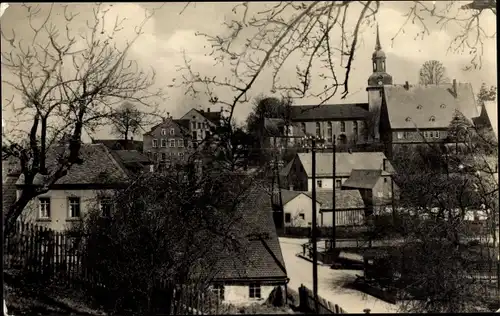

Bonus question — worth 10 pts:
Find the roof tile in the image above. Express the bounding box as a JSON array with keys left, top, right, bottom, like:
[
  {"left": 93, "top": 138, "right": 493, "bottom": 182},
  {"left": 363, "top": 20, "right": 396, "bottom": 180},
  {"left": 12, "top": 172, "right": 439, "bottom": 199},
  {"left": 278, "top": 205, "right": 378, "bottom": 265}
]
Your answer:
[
  {"left": 315, "top": 189, "right": 365, "bottom": 210},
  {"left": 342, "top": 169, "right": 383, "bottom": 189}
]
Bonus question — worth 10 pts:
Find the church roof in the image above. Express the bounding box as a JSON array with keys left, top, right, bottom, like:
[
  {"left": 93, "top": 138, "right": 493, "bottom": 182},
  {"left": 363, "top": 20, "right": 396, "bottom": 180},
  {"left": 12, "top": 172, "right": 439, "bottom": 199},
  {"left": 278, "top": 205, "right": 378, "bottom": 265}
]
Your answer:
[
  {"left": 383, "top": 83, "right": 478, "bottom": 129},
  {"left": 290, "top": 103, "right": 369, "bottom": 121}
]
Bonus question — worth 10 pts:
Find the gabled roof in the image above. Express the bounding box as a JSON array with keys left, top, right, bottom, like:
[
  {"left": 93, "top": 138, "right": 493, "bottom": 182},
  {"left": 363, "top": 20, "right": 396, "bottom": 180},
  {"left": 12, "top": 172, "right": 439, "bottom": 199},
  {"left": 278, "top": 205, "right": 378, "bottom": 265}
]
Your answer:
[
  {"left": 296, "top": 152, "right": 391, "bottom": 177},
  {"left": 384, "top": 83, "right": 478, "bottom": 129},
  {"left": 197, "top": 109, "right": 222, "bottom": 124},
  {"left": 315, "top": 189, "right": 365, "bottom": 210},
  {"left": 289, "top": 103, "right": 369, "bottom": 121},
  {"left": 109, "top": 150, "right": 152, "bottom": 176},
  {"left": 279, "top": 159, "right": 294, "bottom": 177},
  {"left": 342, "top": 169, "right": 383, "bottom": 189},
  {"left": 92, "top": 139, "right": 143, "bottom": 151},
  {"left": 483, "top": 101, "right": 498, "bottom": 140},
  {"left": 144, "top": 118, "right": 191, "bottom": 136},
  {"left": 212, "top": 186, "right": 287, "bottom": 281},
  {"left": 271, "top": 189, "right": 313, "bottom": 206},
  {"left": 16, "top": 144, "right": 130, "bottom": 186}
]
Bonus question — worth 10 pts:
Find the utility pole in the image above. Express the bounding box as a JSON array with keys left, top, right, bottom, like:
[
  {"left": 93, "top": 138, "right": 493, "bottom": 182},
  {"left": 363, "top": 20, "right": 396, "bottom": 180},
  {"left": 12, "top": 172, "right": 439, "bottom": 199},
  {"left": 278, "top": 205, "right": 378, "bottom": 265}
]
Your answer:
[
  {"left": 331, "top": 135, "right": 336, "bottom": 250},
  {"left": 310, "top": 136, "right": 319, "bottom": 313}
]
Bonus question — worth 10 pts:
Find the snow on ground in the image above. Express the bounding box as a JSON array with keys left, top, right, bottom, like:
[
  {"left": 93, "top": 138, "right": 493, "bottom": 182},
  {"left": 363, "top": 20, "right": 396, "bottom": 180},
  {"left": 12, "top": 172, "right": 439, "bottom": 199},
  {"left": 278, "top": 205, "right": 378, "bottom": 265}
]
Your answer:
[{"left": 280, "top": 237, "right": 401, "bottom": 314}]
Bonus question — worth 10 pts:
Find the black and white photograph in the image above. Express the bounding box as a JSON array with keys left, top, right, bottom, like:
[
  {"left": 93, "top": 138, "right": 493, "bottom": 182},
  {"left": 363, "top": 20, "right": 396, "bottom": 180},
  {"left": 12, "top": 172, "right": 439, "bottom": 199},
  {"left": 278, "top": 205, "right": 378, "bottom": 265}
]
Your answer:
[{"left": 1, "top": 1, "right": 497, "bottom": 314}]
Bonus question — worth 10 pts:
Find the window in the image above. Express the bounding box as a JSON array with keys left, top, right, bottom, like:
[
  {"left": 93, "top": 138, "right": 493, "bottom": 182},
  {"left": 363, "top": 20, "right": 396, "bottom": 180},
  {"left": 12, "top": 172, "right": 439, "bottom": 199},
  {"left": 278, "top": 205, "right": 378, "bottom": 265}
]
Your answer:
[
  {"left": 170, "top": 128, "right": 175, "bottom": 135},
  {"left": 299, "top": 213, "right": 305, "bottom": 220},
  {"left": 211, "top": 284, "right": 225, "bottom": 301},
  {"left": 285, "top": 213, "right": 291, "bottom": 223},
  {"left": 146, "top": 152, "right": 152, "bottom": 159},
  {"left": 198, "top": 122, "right": 202, "bottom": 129},
  {"left": 178, "top": 152, "right": 184, "bottom": 157},
  {"left": 376, "top": 192, "right": 383, "bottom": 198},
  {"left": 68, "top": 197, "right": 81, "bottom": 218},
  {"left": 435, "top": 131, "right": 440, "bottom": 138},
  {"left": 340, "top": 121, "right": 346, "bottom": 133},
  {"left": 397, "top": 132, "right": 404, "bottom": 139},
  {"left": 153, "top": 152, "right": 158, "bottom": 161},
  {"left": 429, "top": 116, "right": 435, "bottom": 122},
  {"left": 301, "top": 123, "right": 306, "bottom": 134},
  {"left": 353, "top": 121, "right": 358, "bottom": 135},
  {"left": 327, "top": 122, "right": 332, "bottom": 142},
  {"left": 192, "top": 121, "right": 196, "bottom": 129},
  {"left": 335, "top": 179, "right": 342, "bottom": 188},
  {"left": 316, "top": 180, "right": 322, "bottom": 188},
  {"left": 152, "top": 139, "right": 158, "bottom": 148},
  {"left": 170, "top": 139, "right": 176, "bottom": 147},
  {"left": 161, "top": 128, "right": 166, "bottom": 136},
  {"left": 249, "top": 283, "right": 261, "bottom": 299},
  {"left": 417, "top": 104, "right": 422, "bottom": 109},
  {"left": 384, "top": 178, "right": 388, "bottom": 183},
  {"left": 161, "top": 139, "right": 167, "bottom": 148},
  {"left": 315, "top": 122, "right": 321, "bottom": 137},
  {"left": 39, "top": 198, "right": 50, "bottom": 219},
  {"left": 161, "top": 153, "right": 166, "bottom": 161},
  {"left": 178, "top": 139, "right": 184, "bottom": 147},
  {"left": 405, "top": 117, "right": 411, "bottom": 122},
  {"left": 192, "top": 131, "right": 197, "bottom": 140},
  {"left": 99, "top": 198, "right": 112, "bottom": 217}
]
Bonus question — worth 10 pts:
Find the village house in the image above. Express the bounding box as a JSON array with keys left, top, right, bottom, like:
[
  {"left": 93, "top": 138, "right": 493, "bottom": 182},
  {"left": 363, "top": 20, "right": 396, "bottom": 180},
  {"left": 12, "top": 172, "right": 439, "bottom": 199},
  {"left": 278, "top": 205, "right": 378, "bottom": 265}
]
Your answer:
[
  {"left": 179, "top": 107, "right": 224, "bottom": 144},
  {"left": 5, "top": 143, "right": 151, "bottom": 232},
  {"left": 279, "top": 151, "right": 393, "bottom": 192},
  {"left": 342, "top": 169, "right": 399, "bottom": 215},
  {"left": 143, "top": 115, "right": 191, "bottom": 170},
  {"left": 271, "top": 189, "right": 366, "bottom": 228},
  {"left": 473, "top": 100, "right": 498, "bottom": 140},
  {"left": 209, "top": 185, "right": 288, "bottom": 305}
]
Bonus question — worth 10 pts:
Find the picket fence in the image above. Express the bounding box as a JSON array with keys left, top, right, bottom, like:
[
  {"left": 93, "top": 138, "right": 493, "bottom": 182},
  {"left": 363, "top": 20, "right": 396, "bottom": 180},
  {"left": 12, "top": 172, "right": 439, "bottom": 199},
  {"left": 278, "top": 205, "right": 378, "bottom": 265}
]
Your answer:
[
  {"left": 299, "top": 284, "right": 347, "bottom": 314},
  {"left": 3, "top": 221, "right": 223, "bottom": 315}
]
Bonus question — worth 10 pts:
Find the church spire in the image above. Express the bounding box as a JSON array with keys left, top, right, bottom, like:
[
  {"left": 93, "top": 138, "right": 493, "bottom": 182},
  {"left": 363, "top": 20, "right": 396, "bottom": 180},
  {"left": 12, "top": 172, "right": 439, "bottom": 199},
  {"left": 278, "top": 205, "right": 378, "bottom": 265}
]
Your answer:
[{"left": 375, "top": 24, "right": 381, "bottom": 51}]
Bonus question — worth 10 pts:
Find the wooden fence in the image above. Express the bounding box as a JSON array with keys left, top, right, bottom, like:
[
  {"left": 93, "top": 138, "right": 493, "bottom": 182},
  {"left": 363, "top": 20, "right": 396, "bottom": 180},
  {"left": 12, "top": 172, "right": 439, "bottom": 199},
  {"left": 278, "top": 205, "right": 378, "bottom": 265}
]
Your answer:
[
  {"left": 3, "top": 221, "right": 222, "bottom": 315},
  {"left": 299, "top": 284, "right": 347, "bottom": 314}
]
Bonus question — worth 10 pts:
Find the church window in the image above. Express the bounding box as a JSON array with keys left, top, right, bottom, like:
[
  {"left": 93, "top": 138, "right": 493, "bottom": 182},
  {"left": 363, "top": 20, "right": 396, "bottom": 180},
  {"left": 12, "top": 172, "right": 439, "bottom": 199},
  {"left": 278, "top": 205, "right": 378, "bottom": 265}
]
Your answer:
[
  {"left": 315, "top": 122, "right": 321, "bottom": 137},
  {"left": 327, "top": 122, "right": 332, "bottom": 142},
  {"left": 440, "top": 104, "right": 446, "bottom": 109},
  {"left": 405, "top": 117, "right": 411, "bottom": 122},
  {"left": 429, "top": 116, "right": 436, "bottom": 122}
]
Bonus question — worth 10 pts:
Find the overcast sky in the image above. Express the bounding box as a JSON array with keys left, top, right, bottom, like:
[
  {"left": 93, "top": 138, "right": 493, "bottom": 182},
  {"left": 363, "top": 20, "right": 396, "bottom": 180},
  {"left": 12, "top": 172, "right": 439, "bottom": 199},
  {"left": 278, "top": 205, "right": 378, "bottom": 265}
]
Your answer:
[{"left": 1, "top": 1, "right": 496, "bottom": 141}]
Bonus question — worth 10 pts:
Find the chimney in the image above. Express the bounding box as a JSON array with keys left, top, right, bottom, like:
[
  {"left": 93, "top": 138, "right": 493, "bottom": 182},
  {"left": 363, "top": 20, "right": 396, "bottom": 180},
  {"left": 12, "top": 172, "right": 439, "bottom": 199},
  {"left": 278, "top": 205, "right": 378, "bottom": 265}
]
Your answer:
[
  {"left": 452, "top": 79, "right": 457, "bottom": 97},
  {"left": 207, "top": 107, "right": 210, "bottom": 113},
  {"left": 404, "top": 81, "right": 409, "bottom": 90}
]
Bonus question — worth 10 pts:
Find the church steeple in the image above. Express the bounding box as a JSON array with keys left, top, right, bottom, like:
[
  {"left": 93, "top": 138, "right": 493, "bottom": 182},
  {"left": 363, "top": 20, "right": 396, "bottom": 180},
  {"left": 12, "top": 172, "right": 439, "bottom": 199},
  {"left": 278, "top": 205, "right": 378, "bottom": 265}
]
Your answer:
[{"left": 368, "top": 24, "right": 392, "bottom": 87}]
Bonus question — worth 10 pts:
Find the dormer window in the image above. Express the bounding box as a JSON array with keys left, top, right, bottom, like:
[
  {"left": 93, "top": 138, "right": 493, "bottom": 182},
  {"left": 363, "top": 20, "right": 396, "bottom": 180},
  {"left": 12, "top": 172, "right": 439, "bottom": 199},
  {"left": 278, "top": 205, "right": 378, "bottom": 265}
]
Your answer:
[
  {"left": 417, "top": 104, "right": 422, "bottom": 109},
  {"left": 429, "top": 116, "right": 436, "bottom": 122},
  {"left": 440, "top": 104, "right": 446, "bottom": 109},
  {"left": 405, "top": 117, "right": 411, "bottom": 122}
]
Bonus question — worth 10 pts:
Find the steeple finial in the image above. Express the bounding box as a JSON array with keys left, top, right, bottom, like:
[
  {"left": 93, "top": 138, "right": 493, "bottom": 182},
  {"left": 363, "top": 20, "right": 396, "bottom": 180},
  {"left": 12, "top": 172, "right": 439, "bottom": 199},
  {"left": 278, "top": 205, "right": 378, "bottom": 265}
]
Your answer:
[{"left": 375, "top": 24, "right": 381, "bottom": 51}]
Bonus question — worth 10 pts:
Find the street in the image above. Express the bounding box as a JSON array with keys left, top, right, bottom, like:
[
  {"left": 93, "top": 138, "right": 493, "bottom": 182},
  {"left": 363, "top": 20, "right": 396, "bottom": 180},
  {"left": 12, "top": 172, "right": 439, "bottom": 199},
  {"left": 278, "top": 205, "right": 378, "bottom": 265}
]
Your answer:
[{"left": 279, "top": 237, "right": 400, "bottom": 314}]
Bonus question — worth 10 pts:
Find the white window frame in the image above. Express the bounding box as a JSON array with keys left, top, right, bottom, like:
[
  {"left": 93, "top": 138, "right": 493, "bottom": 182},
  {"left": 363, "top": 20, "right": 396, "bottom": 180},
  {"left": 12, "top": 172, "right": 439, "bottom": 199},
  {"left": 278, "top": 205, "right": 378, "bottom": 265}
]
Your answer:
[
  {"left": 316, "top": 180, "right": 322, "bottom": 188},
  {"left": 435, "top": 131, "right": 440, "bottom": 138},
  {"left": 170, "top": 139, "right": 176, "bottom": 147},
  {"left": 178, "top": 152, "right": 184, "bottom": 157},
  {"left": 161, "top": 139, "right": 167, "bottom": 148},
  {"left": 397, "top": 132, "right": 404, "bottom": 139},
  {"left": 68, "top": 197, "right": 81, "bottom": 219},
  {"left": 285, "top": 213, "right": 291, "bottom": 223},
  {"left": 211, "top": 284, "right": 225, "bottom": 301},
  {"left": 335, "top": 179, "right": 342, "bottom": 188},
  {"left": 178, "top": 140, "right": 184, "bottom": 148},
  {"left": 249, "top": 283, "right": 261, "bottom": 299},
  {"left": 340, "top": 121, "right": 346, "bottom": 133},
  {"left": 299, "top": 213, "right": 305, "bottom": 220},
  {"left": 161, "top": 153, "right": 167, "bottom": 161},
  {"left": 161, "top": 128, "right": 166, "bottom": 136},
  {"left": 39, "top": 197, "right": 51, "bottom": 219},
  {"left": 152, "top": 139, "right": 158, "bottom": 148},
  {"left": 170, "top": 128, "right": 175, "bottom": 135}
]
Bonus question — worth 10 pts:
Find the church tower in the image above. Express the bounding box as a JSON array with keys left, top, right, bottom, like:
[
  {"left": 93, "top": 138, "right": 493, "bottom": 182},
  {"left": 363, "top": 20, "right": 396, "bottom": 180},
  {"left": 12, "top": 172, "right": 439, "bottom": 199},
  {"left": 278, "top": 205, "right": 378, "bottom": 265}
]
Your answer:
[{"left": 366, "top": 24, "right": 392, "bottom": 141}]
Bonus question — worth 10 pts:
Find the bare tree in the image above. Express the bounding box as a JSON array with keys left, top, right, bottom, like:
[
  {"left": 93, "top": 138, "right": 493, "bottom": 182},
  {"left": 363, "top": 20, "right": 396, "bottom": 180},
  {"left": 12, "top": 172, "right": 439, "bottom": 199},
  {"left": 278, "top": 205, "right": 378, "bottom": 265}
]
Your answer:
[
  {"left": 109, "top": 101, "right": 159, "bottom": 142},
  {"left": 177, "top": 1, "right": 495, "bottom": 122},
  {"left": 1, "top": 3, "right": 164, "bottom": 237},
  {"left": 418, "top": 60, "right": 449, "bottom": 85}
]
